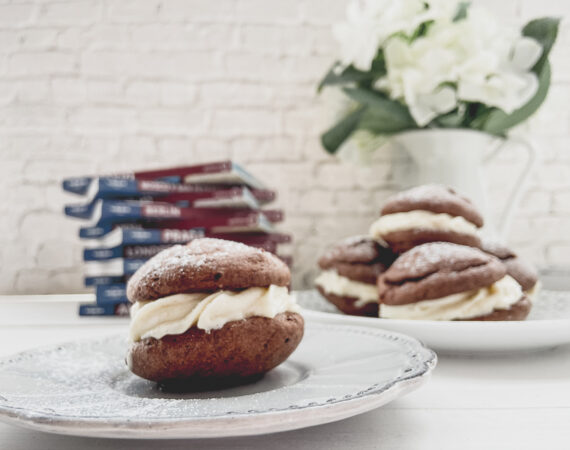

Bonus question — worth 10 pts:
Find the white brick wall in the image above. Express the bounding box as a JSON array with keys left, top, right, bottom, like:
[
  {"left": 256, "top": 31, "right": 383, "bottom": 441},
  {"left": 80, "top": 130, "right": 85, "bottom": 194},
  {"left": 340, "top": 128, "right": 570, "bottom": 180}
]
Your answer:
[{"left": 0, "top": 0, "right": 569, "bottom": 294}]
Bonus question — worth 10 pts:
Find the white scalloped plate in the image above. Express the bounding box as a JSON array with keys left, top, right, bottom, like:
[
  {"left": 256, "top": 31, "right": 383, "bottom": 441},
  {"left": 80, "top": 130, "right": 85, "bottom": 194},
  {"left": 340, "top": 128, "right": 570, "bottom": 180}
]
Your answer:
[
  {"left": 299, "top": 289, "right": 570, "bottom": 353},
  {"left": 0, "top": 320, "right": 435, "bottom": 439}
]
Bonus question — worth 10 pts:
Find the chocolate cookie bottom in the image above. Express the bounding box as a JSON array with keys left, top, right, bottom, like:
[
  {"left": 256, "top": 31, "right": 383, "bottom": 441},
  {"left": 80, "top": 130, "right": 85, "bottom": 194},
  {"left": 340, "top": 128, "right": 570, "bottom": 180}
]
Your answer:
[
  {"left": 381, "top": 229, "right": 481, "bottom": 253},
  {"left": 317, "top": 285, "right": 378, "bottom": 317},
  {"left": 459, "top": 296, "right": 531, "bottom": 321},
  {"left": 128, "top": 311, "right": 304, "bottom": 384}
]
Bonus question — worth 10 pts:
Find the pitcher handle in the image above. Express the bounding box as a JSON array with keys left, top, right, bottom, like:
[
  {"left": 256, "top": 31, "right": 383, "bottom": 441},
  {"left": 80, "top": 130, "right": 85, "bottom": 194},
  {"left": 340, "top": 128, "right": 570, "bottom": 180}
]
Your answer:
[{"left": 484, "top": 135, "right": 537, "bottom": 238}]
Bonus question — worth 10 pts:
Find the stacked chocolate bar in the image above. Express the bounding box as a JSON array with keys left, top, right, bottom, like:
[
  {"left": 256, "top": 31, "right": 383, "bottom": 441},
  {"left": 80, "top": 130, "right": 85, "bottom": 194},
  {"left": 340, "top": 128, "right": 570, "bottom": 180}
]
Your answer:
[{"left": 62, "top": 161, "right": 291, "bottom": 316}]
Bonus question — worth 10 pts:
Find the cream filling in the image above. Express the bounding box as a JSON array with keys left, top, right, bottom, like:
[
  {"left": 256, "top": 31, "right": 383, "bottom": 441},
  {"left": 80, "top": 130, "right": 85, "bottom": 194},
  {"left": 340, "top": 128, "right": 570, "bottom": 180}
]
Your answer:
[
  {"left": 369, "top": 210, "right": 478, "bottom": 243},
  {"left": 380, "top": 275, "right": 523, "bottom": 321},
  {"left": 315, "top": 270, "right": 378, "bottom": 307},
  {"left": 526, "top": 281, "right": 541, "bottom": 301},
  {"left": 129, "top": 285, "right": 300, "bottom": 342}
]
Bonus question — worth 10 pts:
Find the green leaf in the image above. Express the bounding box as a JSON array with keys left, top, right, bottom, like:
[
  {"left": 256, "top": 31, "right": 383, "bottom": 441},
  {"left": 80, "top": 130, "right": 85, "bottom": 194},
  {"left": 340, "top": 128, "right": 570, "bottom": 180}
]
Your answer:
[
  {"left": 522, "top": 17, "right": 560, "bottom": 73},
  {"left": 342, "top": 87, "right": 415, "bottom": 129},
  {"left": 321, "top": 106, "right": 367, "bottom": 154},
  {"left": 317, "top": 64, "right": 375, "bottom": 92},
  {"left": 359, "top": 109, "right": 416, "bottom": 134},
  {"left": 481, "top": 62, "right": 551, "bottom": 135},
  {"left": 435, "top": 109, "right": 465, "bottom": 128},
  {"left": 453, "top": 2, "right": 470, "bottom": 22}
]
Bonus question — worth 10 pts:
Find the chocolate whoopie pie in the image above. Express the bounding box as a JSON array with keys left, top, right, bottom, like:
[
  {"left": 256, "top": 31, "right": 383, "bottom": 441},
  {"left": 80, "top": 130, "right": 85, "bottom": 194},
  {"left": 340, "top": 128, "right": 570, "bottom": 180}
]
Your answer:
[
  {"left": 315, "top": 236, "right": 396, "bottom": 317},
  {"left": 370, "top": 184, "right": 484, "bottom": 253},
  {"left": 481, "top": 238, "right": 540, "bottom": 297},
  {"left": 126, "top": 238, "right": 304, "bottom": 386},
  {"left": 377, "top": 242, "right": 532, "bottom": 321}
]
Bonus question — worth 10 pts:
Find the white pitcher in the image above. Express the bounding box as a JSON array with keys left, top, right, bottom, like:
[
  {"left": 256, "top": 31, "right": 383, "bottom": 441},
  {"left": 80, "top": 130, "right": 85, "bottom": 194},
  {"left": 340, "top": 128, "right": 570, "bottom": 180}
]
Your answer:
[{"left": 391, "top": 129, "right": 537, "bottom": 238}]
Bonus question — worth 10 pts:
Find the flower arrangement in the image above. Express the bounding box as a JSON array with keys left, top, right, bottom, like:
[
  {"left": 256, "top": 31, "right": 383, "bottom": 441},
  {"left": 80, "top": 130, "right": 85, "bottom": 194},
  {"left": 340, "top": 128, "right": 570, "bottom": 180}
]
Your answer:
[{"left": 319, "top": 0, "right": 559, "bottom": 154}]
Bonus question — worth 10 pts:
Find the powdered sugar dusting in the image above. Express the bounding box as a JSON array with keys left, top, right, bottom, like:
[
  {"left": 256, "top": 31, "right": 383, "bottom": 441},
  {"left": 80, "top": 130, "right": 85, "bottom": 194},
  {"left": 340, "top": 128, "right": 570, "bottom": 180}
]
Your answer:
[
  {"left": 0, "top": 325, "right": 435, "bottom": 438},
  {"left": 391, "top": 184, "right": 462, "bottom": 205},
  {"left": 394, "top": 242, "right": 489, "bottom": 274}
]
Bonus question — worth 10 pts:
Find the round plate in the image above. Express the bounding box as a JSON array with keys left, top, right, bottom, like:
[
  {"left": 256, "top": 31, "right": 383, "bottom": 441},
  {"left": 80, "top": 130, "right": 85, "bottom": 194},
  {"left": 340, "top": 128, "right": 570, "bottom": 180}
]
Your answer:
[
  {"left": 0, "top": 320, "right": 435, "bottom": 439},
  {"left": 299, "top": 289, "right": 570, "bottom": 353}
]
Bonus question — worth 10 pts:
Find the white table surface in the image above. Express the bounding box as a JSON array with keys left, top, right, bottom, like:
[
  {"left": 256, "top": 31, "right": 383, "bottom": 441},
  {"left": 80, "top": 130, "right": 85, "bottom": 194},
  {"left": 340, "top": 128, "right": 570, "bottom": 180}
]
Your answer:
[{"left": 1, "top": 295, "right": 570, "bottom": 450}]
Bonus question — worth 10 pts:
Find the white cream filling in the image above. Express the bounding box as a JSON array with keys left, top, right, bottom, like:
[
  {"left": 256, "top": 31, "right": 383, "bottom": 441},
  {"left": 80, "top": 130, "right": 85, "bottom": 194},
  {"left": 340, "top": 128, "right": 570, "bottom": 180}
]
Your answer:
[
  {"left": 315, "top": 270, "right": 378, "bottom": 307},
  {"left": 129, "top": 285, "right": 300, "bottom": 342},
  {"left": 526, "top": 281, "right": 541, "bottom": 301},
  {"left": 369, "top": 210, "right": 478, "bottom": 243},
  {"left": 380, "top": 275, "right": 524, "bottom": 321}
]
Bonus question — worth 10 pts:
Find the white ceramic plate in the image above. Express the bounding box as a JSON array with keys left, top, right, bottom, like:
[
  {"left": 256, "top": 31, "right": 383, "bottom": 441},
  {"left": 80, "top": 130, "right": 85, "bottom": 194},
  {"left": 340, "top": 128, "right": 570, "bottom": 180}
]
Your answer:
[
  {"left": 0, "top": 320, "right": 435, "bottom": 439},
  {"left": 299, "top": 289, "right": 570, "bottom": 353}
]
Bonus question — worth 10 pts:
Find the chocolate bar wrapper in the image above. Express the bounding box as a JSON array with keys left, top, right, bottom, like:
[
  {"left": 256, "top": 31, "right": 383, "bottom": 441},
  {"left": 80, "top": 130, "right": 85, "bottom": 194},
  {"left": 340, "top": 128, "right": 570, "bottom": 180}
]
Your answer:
[
  {"left": 65, "top": 185, "right": 262, "bottom": 219},
  {"left": 78, "top": 302, "right": 130, "bottom": 316},
  {"left": 63, "top": 161, "right": 266, "bottom": 195},
  {"left": 96, "top": 284, "right": 128, "bottom": 306}
]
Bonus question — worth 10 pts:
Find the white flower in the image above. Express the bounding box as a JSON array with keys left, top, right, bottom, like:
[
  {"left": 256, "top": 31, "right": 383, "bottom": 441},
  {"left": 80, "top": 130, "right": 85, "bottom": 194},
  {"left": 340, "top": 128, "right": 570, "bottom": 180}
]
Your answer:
[
  {"left": 372, "top": 3, "right": 542, "bottom": 124},
  {"left": 334, "top": 0, "right": 457, "bottom": 71}
]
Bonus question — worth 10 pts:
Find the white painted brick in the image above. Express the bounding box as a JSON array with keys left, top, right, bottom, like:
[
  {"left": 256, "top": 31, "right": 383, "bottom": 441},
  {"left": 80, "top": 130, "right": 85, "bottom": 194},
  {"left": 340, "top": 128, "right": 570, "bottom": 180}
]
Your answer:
[
  {"left": 2, "top": 104, "right": 66, "bottom": 130},
  {"left": 6, "top": 184, "right": 47, "bottom": 210},
  {"left": 235, "top": 0, "right": 300, "bottom": 24},
  {"left": 225, "top": 53, "right": 330, "bottom": 83},
  {"left": 546, "top": 242, "right": 570, "bottom": 266},
  {"left": 36, "top": 239, "right": 77, "bottom": 269},
  {"left": 23, "top": 158, "right": 92, "bottom": 183},
  {"left": 160, "top": 82, "right": 197, "bottom": 106},
  {"left": 51, "top": 77, "right": 86, "bottom": 104},
  {"left": 284, "top": 106, "right": 322, "bottom": 136},
  {"left": 125, "top": 81, "right": 160, "bottom": 106},
  {"left": 0, "top": 0, "right": 569, "bottom": 293},
  {"left": 335, "top": 190, "right": 375, "bottom": 215},
  {"left": 231, "top": 136, "right": 302, "bottom": 162},
  {"left": 246, "top": 162, "right": 315, "bottom": 191},
  {"left": 239, "top": 25, "right": 315, "bottom": 56},
  {"left": 37, "top": 1, "right": 101, "bottom": 26},
  {"left": 211, "top": 109, "right": 281, "bottom": 136},
  {"left": 14, "top": 80, "right": 50, "bottom": 103},
  {"left": 20, "top": 211, "right": 79, "bottom": 245},
  {"left": 68, "top": 106, "right": 137, "bottom": 134},
  {"left": 527, "top": 85, "right": 570, "bottom": 136},
  {"left": 316, "top": 163, "right": 358, "bottom": 189},
  {"left": 48, "top": 267, "right": 88, "bottom": 294},
  {"left": 130, "top": 24, "right": 235, "bottom": 51},
  {"left": 138, "top": 109, "right": 208, "bottom": 135},
  {"left": 297, "top": 189, "right": 335, "bottom": 213},
  {"left": 120, "top": 136, "right": 157, "bottom": 160},
  {"left": 200, "top": 82, "right": 274, "bottom": 107},
  {"left": 0, "top": 28, "right": 59, "bottom": 50},
  {"left": 126, "top": 81, "right": 196, "bottom": 107},
  {"left": 194, "top": 138, "right": 231, "bottom": 157},
  {"left": 300, "top": 0, "right": 346, "bottom": 24},
  {"left": 552, "top": 191, "right": 570, "bottom": 214},
  {"left": 86, "top": 79, "right": 123, "bottom": 104},
  {"left": 519, "top": 0, "right": 569, "bottom": 20},
  {"left": 8, "top": 52, "right": 76, "bottom": 75},
  {"left": 58, "top": 25, "right": 130, "bottom": 50},
  {"left": 518, "top": 190, "right": 552, "bottom": 215},
  {"left": 81, "top": 51, "right": 222, "bottom": 79},
  {"left": 159, "top": 0, "right": 235, "bottom": 22},
  {"left": 0, "top": 4, "right": 35, "bottom": 28},
  {"left": 13, "top": 269, "right": 48, "bottom": 294},
  {"left": 106, "top": 0, "right": 161, "bottom": 23}
]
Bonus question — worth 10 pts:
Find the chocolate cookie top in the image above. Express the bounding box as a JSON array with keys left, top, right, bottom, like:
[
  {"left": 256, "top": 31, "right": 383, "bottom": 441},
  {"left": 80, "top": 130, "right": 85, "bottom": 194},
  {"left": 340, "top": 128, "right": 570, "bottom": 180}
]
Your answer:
[
  {"left": 381, "top": 184, "right": 484, "bottom": 227},
  {"left": 378, "top": 242, "right": 506, "bottom": 305},
  {"left": 480, "top": 238, "right": 538, "bottom": 291},
  {"left": 480, "top": 238, "right": 516, "bottom": 260},
  {"left": 318, "top": 236, "right": 396, "bottom": 284},
  {"left": 127, "top": 238, "right": 290, "bottom": 303}
]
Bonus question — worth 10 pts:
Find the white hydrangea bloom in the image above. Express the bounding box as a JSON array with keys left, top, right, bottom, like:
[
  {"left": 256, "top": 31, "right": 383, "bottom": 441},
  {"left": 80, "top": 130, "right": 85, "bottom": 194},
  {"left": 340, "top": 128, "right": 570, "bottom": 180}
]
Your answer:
[
  {"left": 333, "top": 0, "right": 457, "bottom": 71},
  {"left": 371, "top": 4, "right": 542, "bottom": 125}
]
